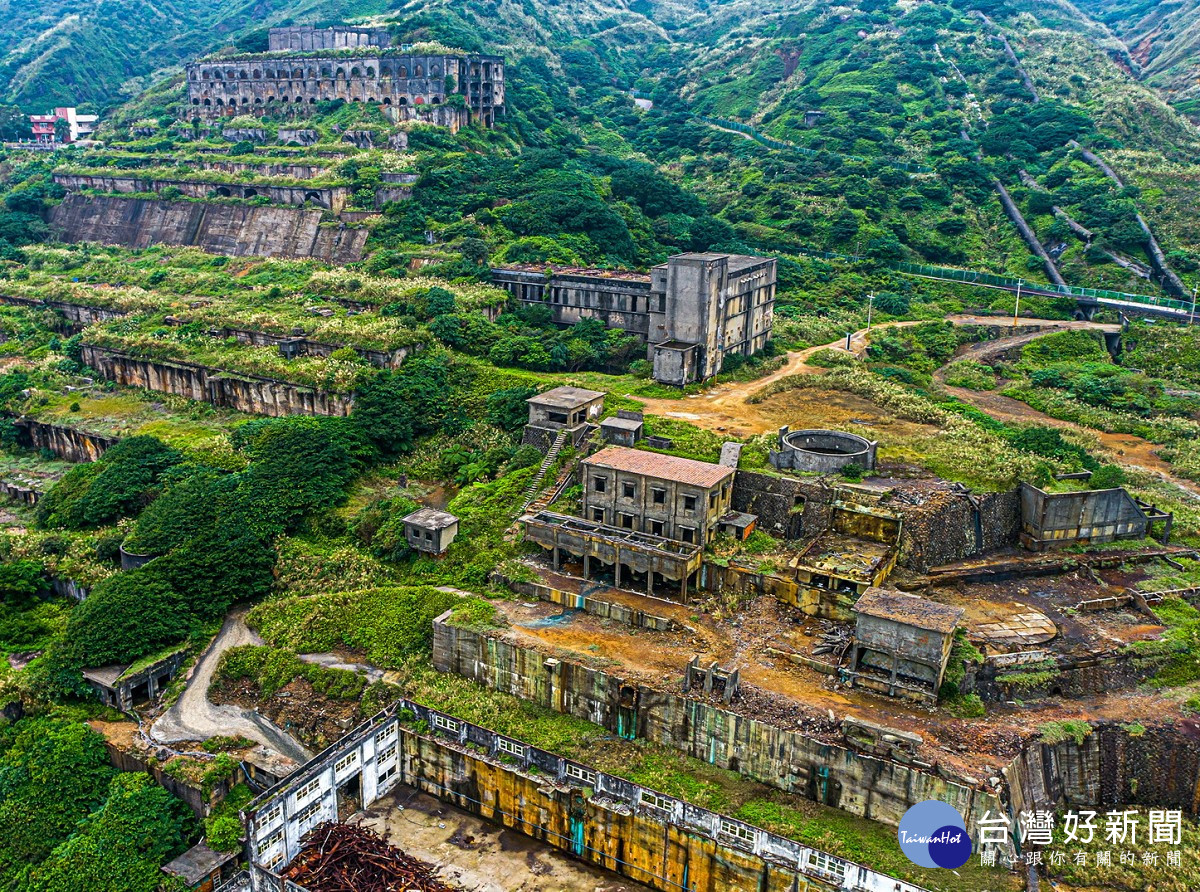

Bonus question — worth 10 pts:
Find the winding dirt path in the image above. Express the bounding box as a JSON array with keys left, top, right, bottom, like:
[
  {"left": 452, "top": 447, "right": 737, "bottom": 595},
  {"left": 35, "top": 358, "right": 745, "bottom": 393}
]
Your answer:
[
  {"left": 630, "top": 314, "right": 1200, "bottom": 497},
  {"left": 633, "top": 316, "right": 1087, "bottom": 435},
  {"left": 934, "top": 329, "right": 1200, "bottom": 499},
  {"left": 152, "top": 608, "right": 312, "bottom": 764}
]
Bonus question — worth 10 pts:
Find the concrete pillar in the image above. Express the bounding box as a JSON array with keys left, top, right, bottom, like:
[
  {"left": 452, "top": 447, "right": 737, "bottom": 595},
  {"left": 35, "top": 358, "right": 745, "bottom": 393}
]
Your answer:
[
  {"left": 647, "top": 570, "right": 654, "bottom": 597},
  {"left": 583, "top": 553, "right": 590, "bottom": 579},
  {"left": 680, "top": 570, "right": 688, "bottom": 602},
  {"left": 552, "top": 546, "right": 560, "bottom": 572}
]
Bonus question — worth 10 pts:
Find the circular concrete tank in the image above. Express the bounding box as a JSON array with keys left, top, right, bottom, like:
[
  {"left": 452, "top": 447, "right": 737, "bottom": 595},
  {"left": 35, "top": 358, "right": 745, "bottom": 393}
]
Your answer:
[{"left": 774, "top": 429, "right": 877, "bottom": 473}]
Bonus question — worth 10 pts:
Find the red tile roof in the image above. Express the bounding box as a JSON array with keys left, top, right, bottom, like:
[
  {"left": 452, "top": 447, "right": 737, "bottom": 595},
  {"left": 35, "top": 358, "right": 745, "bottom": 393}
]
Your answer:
[{"left": 583, "top": 446, "right": 734, "bottom": 488}]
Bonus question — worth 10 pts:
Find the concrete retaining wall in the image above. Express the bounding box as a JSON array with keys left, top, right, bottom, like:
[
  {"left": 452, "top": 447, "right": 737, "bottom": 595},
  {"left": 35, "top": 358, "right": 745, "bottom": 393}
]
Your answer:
[
  {"left": 203, "top": 325, "right": 419, "bottom": 370},
  {"left": 245, "top": 699, "right": 930, "bottom": 892},
  {"left": 49, "top": 195, "right": 367, "bottom": 263},
  {"left": 79, "top": 344, "right": 354, "bottom": 417},
  {"left": 494, "top": 575, "right": 678, "bottom": 631},
  {"left": 0, "top": 293, "right": 126, "bottom": 328},
  {"left": 13, "top": 417, "right": 118, "bottom": 462},
  {"left": 53, "top": 173, "right": 352, "bottom": 213},
  {"left": 431, "top": 619, "right": 998, "bottom": 835},
  {"left": 1004, "top": 721, "right": 1200, "bottom": 820}
]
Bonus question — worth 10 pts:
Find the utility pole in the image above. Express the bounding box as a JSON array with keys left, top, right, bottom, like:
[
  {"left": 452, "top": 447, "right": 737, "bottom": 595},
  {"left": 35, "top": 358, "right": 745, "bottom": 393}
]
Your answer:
[
  {"left": 867, "top": 292, "right": 875, "bottom": 332},
  {"left": 1191, "top": 286, "right": 1197, "bottom": 326},
  {"left": 1013, "top": 279, "right": 1023, "bottom": 329}
]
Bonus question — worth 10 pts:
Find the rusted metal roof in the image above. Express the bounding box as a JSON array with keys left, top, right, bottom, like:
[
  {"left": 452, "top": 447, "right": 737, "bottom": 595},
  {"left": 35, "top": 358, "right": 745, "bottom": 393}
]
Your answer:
[
  {"left": 583, "top": 446, "right": 734, "bottom": 488},
  {"left": 853, "top": 588, "right": 964, "bottom": 634}
]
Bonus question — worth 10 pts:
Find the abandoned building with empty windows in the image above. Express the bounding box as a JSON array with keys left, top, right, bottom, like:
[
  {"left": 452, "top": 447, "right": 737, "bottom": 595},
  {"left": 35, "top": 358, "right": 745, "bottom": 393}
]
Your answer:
[{"left": 186, "top": 26, "right": 505, "bottom": 128}]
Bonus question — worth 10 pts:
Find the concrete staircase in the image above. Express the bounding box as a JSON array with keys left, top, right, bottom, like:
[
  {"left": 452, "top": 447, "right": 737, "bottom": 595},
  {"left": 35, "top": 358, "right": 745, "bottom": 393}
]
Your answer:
[{"left": 520, "top": 429, "right": 569, "bottom": 515}]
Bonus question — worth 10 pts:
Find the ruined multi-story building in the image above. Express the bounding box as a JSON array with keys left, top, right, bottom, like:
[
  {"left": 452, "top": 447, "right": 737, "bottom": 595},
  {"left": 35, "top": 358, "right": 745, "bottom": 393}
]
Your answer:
[
  {"left": 185, "top": 26, "right": 504, "bottom": 127},
  {"left": 492, "top": 252, "right": 777, "bottom": 385}
]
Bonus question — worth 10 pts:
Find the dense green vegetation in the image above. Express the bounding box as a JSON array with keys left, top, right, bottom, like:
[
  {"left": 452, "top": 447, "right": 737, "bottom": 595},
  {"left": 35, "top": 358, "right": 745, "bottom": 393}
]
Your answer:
[{"left": 0, "top": 717, "right": 197, "bottom": 890}]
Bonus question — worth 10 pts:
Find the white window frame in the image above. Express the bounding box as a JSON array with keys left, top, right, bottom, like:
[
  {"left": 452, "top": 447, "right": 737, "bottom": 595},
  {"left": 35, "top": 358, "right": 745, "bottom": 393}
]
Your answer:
[
  {"left": 294, "top": 777, "right": 321, "bottom": 805},
  {"left": 376, "top": 723, "right": 397, "bottom": 746},
  {"left": 257, "top": 829, "right": 284, "bottom": 856},
  {"left": 378, "top": 742, "right": 397, "bottom": 764},
  {"left": 263, "top": 850, "right": 285, "bottom": 871},
  {"left": 809, "top": 851, "right": 846, "bottom": 878},
  {"left": 259, "top": 803, "right": 283, "bottom": 828},
  {"left": 432, "top": 713, "right": 460, "bottom": 735},
  {"left": 640, "top": 791, "right": 673, "bottom": 812},
  {"left": 497, "top": 738, "right": 524, "bottom": 758},
  {"left": 334, "top": 751, "right": 360, "bottom": 774},
  {"left": 719, "top": 819, "right": 755, "bottom": 843},
  {"left": 295, "top": 800, "right": 321, "bottom": 825},
  {"left": 565, "top": 763, "right": 596, "bottom": 785},
  {"left": 378, "top": 763, "right": 397, "bottom": 783}
]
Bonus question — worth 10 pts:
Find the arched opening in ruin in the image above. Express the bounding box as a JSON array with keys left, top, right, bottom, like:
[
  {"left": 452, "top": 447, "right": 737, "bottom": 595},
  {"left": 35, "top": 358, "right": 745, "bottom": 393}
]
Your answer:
[
  {"left": 253, "top": 69, "right": 261, "bottom": 79},
  {"left": 383, "top": 97, "right": 392, "bottom": 105},
  {"left": 216, "top": 187, "right": 232, "bottom": 198},
  {"left": 351, "top": 97, "right": 360, "bottom": 102},
  {"left": 242, "top": 188, "right": 258, "bottom": 199},
  {"left": 336, "top": 67, "right": 346, "bottom": 78},
  {"left": 295, "top": 96, "right": 303, "bottom": 103},
  {"left": 293, "top": 68, "right": 303, "bottom": 79},
  {"left": 281, "top": 96, "right": 289, "bottom": 102},
  {"left": 241, "top": 98, "right": 249, "bottom": 105},
  {"left": 303, "top": 191, "right": 323, "bottom": 206},
  {"left": 432, "top": 97, "right": 441, "bottom": 105},
  {"left": 351, "top": 67, "right": 361, "bottom": 77},
  {"left": 398, "top": 97, "right": 409, "bottom": 106},
  {"left": 203, "top": 98, "right": 211, "bottom": 106},
  {"left": 322, "top": 66, "right": 332, "bottom": 77},
  {"left": 415, "top": 65, "right": 424, "bottom": 76},
  {"left": 309, "top": 98, "right": 317, "bottom": 104},
  {"left": 239, "top": 70, "right": 248, "bottom": 79},
  {"left": 255, "top": 97, "right": 263, "bottom": 104},
  {"left": 367, "top": 96, "right": 376, "bottom": 103},
  {"left": 214, "top": 70, "right": 223, "bottom": 79},
  {"left": 266, "top": 96, "right": 275, "bottom": 103},
  {"left": 192, "top": 98, "right": 200, "bottom": 105},
  {"left": 399, "top": 66, "right": 408, "bottom": 77},
  {"left": 366, "top": 67, "right": 375, "bottom": 77},
  {"left": 432, "top": 66, "right": 441, "bottom": 77}
]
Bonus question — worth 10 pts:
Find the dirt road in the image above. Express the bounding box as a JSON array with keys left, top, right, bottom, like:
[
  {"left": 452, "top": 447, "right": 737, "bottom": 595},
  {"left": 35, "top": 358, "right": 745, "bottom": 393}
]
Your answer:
[
  {"left": 932, "top": 327, "right": 1200, "bottom": 498},
  {"left": 632, "top": 315, "right": 1105, "bottom": 437},
  {"left": 152, "top": 608, "right": 312, "bottom": 764}
]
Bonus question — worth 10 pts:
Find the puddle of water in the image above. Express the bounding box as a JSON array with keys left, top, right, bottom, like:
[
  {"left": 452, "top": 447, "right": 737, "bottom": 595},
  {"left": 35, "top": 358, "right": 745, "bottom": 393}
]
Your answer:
[{"left": 519, "top": 610, "right": 577, "bottom": 629}]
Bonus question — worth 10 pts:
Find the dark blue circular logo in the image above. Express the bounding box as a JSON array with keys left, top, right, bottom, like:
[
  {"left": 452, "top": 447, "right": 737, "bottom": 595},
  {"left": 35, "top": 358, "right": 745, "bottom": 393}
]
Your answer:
[{"left": 898, "top": 800, "right": 971, "bottom": 869}]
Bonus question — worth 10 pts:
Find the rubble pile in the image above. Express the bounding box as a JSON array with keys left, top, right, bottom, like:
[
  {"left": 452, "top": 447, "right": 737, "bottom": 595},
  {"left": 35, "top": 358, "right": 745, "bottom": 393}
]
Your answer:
[{"left": 282, "top": 822, "right": 455, "bottom": 892}]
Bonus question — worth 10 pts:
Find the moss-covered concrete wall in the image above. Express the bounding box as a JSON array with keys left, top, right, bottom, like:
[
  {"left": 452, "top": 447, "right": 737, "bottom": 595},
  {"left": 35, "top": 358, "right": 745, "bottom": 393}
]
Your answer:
[
  {"left": 79, "top": 344, "right": 354, "bottom": 417},
  {"left": 432, "top": 620, "right": 1000, "bottom": 835},
  {"left": 48, "top": 194, "right": 367, "bottom": 263},
  {"left": 1005, "top": 721, "right": 1200, "bottom": 819}
]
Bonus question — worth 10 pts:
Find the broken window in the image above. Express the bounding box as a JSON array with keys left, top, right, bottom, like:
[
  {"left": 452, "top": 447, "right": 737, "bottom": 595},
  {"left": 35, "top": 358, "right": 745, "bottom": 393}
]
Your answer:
[
  {"left": 683, "top": 494, "right": 697, "bottom": 511},
  {"left": 651, "top": 520, "right": 665, "bottom": 536},
  {"left": 592, "top": 507, "right": 605, "bottom": 523},
  {"left": 681, "top": 527, "right": 695, "bottom": 544},
  {"left": 620, "top": 513, "right": 634, "bottom": 530},
  {"left": 709, "top": 492, "right": 718, "bottom": 510},
  {"left": 622, "top": 481, "right": 636, "bottom": 499},
  {"left": 593, "top": 476, "right": 607, "bottom": 493},
  {"left": 652, "top": 487, "right": 666, "bottom": 505}
]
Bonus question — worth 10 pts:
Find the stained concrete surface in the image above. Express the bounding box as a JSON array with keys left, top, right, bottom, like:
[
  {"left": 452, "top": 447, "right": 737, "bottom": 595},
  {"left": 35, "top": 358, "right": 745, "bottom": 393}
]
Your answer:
[{"left": 353, "top": 786, "right": 650, "bottom": 892}]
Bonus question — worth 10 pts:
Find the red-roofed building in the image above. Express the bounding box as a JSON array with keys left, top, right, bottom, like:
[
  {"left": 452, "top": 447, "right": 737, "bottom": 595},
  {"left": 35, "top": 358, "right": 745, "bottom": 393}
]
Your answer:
[{"left": 581, "top": 446, "right": 735, "bottom": 548}]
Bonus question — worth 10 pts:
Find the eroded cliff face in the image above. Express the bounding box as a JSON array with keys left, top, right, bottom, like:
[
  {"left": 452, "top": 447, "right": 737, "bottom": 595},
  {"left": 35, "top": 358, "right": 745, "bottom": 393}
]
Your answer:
[{"left": 48, "top": 195, "right": 366, "bottom": 263}]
